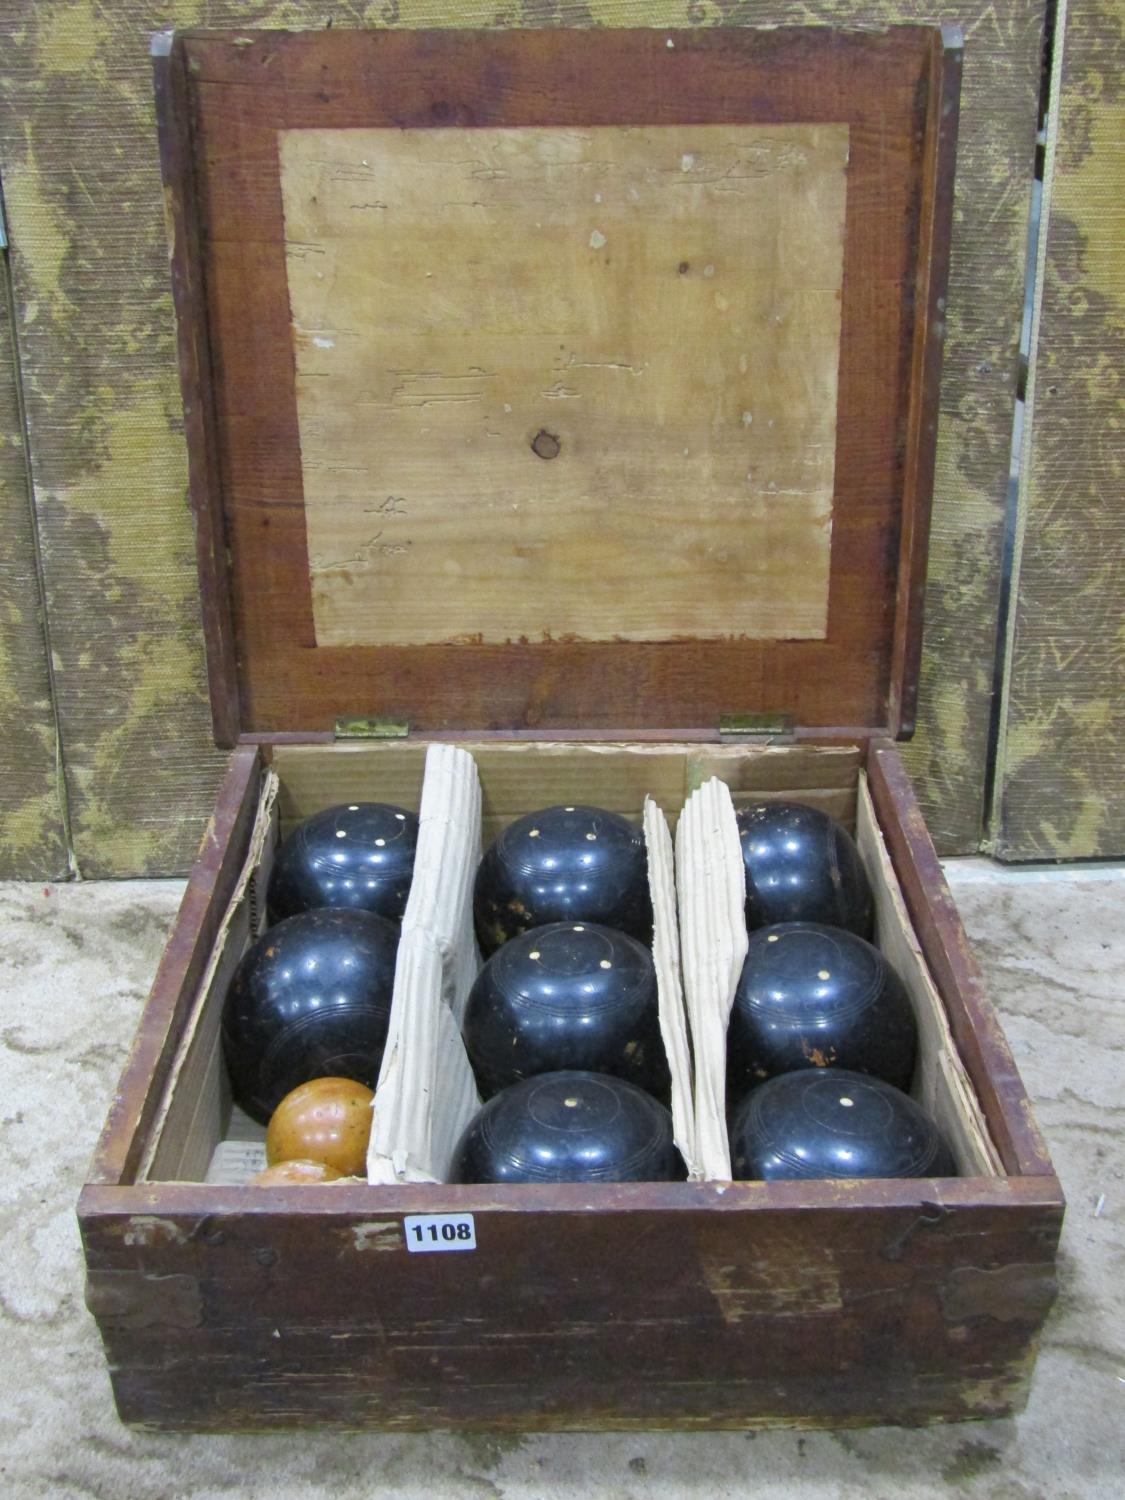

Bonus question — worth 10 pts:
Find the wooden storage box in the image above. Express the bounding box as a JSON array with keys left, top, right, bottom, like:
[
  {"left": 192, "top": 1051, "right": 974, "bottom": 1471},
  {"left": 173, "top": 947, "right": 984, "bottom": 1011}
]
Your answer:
[{"left": 79, "top": 25, "right": 1063, "bottom": 1432}]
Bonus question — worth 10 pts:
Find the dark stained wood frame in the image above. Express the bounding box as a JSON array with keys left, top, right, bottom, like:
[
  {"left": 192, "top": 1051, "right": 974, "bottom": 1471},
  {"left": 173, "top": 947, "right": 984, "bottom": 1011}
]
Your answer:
[
  {"left": 79, "top": 736, "right": 1063, "bottom": 1431},
  {"left": 154, "top": 33, "right": 242, "bottom": 747},
  {"left": 155, "top": 26, "right": 962, "bottom": 746}
]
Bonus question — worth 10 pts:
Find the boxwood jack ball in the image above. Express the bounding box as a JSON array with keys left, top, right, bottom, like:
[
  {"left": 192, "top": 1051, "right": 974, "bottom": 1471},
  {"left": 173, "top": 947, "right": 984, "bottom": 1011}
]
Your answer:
[
  {"left": 452, "top": 1070, "right": 683, "bottom": 1184},
  {"left": 736, "top": 800, "right": 873, "bottom": 937},
  {"left": 267, "top": 802, "right": 419, "bottom": 924},
  {"left": 730, "top": 1069, "right": 956, "bottom": 1181},
  {"left": 266, "top": 1076, "right": 375, "bottom": 1177},
  {"left": 463, "top": 921, "right": 669, "bottom": 1099},
  {"left": 727, "top": 921, "right": 917, "bottom": 1101},
  {"left": 474, "top": 804, "right": 652, "bottom": 954},
  {"left": 222, "top": 908, "right": 397, "bottom": 1124}
]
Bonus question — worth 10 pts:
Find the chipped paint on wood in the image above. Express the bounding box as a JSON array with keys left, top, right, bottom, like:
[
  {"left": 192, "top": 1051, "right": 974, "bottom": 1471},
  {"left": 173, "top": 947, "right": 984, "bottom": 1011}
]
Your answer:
[
  {"left": 701, "top": 1251, "right": 843, "bottom": 1321},
  {"left": 352, "top": 1220, "right": 404, "bottom": 1253},
  {"left": 119, "top": 1214, "right": 188, "bottom": 1247}
]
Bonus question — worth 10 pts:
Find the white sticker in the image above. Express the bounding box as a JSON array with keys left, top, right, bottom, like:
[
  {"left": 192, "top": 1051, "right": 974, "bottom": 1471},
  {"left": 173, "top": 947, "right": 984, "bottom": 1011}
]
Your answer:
[{"left": 403, "top": 1213, "right": 477, "bottom": 1253}]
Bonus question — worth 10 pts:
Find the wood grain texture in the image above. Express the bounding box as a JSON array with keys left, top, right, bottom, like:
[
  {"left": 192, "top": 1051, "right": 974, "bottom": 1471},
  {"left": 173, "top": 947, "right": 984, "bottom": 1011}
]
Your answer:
[
  {"left": 867, "top": 742, "right": 1056, "bottom": 1178},
  {"left": 993, "top": 0, "right": 1125, "bottom": 858},
  {"left": 0, "top": 0, "right": 1046, "bottom": 869},
  {"left": 178, "top": 24, "right": 942, "bottom": 739},
  {"left": 855, "top": 772, "right": 1003, "bottom": 1176},
  {"left": 153, "top": 41, "right": 241, "bottom": 748},
  {"left": 80, "top": 1176, "right": 1061, "bottom": 1430},
  {"left": 0, "top": 254, "right": 68, "bottom": 878},
  {"left": 281, "top": 121, "right": 845, "bottom": 649},
  {"left": 269, "top": 737, "right": 863, "bottom": 845},
  {"left": 87, "top": 747, "right": 260, "bottom": 1187}
]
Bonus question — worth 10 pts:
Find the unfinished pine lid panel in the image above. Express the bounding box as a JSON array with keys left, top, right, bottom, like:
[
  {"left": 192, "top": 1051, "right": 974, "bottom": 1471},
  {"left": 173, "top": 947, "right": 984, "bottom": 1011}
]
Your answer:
[{"left": 157, "top": 26, "right": 960, "bottom": 743}]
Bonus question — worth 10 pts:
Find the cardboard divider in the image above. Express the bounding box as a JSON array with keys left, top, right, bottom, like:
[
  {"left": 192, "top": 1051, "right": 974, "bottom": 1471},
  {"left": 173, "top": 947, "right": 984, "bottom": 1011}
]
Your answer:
[
  {"left": 643, "top": 796, "right": 697, "bottom": 1176},
  {"left": 367, "top": 744, "right": 483, "bottom": 1184},
  {"left": 674, "top": 778, "right": 749, "bottom": 1181}
]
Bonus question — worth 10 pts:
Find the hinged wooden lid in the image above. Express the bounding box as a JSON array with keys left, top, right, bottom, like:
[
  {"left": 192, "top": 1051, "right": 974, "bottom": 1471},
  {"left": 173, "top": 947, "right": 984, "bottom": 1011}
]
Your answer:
[{"left": 154, "top": 25, "right": 962, "bottom": 746}]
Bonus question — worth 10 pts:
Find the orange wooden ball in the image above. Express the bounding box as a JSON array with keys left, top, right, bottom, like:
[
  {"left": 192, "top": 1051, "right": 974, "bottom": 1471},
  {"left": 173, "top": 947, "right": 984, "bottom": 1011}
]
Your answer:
[
  {"left": 265, "top": 1076, "right": 375, "bottom": 1177},
  {"left": 249, "top": 1159, "right": 343, "bottom": 1185}
]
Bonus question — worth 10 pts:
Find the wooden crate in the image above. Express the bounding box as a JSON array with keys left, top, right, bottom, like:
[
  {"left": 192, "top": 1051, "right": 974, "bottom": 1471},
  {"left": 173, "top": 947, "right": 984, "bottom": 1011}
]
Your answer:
[{"left": 78, "top": 25, "right": 1062, "bottom": 1431}]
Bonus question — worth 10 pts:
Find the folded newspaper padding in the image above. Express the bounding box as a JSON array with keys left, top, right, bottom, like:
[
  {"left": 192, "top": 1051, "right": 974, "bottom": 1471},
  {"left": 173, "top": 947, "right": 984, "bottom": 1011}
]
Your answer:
[
  {"left": 674, "top": 777, "right": 748, "bottom": 1181},
  {"left": 643, "top": 795, "right": 699, "bottom": 1179},
  {"left": 367, "top": 743, "right": 483, "bottom": 1184}
]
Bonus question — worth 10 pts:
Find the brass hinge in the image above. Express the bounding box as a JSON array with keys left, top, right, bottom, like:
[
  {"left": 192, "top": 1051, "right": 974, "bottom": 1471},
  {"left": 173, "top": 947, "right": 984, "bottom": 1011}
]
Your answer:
[
  {"left": 334, "top": 715, "right": 410, "bottom": 740},
  {"left": 718, "top": 712, "right": 796, "bottom": 742}
]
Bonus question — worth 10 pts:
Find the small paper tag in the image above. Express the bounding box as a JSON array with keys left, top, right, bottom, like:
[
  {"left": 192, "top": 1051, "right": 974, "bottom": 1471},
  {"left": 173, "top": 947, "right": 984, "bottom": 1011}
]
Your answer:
[
  {"left": 206, "top": 1140, "right": 268, "bottom": 1185},
  {"left": 403, "top": 1213, "right": 477, "bottom": 1253}
]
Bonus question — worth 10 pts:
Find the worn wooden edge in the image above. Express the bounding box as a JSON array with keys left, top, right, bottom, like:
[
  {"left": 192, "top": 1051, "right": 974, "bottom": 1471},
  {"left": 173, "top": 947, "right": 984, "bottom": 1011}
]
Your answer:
[
  {"left": 153, "top": 35, "right": 241, "bottom": 748},
  {"left": 87, "top": 1406, "right": 1044, "bottom": 1438},
  {"left": 95, "top": 1399, "right": 1051, "bottom": 1437},
  {"left": 85, "top": 747, "right": 261, "bottom": 1186},
  {"left": 171, "top": 23, "right": 944, "bottom": 44},
  {"left": 78, "top": 1170, "right": 1067, "bottom": 1230},
  {"left": 889, "top": 25, "right": 963, "bottom": 740},
  {"left": 866, "top": 740, "right": 1059, "bottom": 1183},
  {"left": 247, "top": 728, "right": 889, "bottom": 748}
]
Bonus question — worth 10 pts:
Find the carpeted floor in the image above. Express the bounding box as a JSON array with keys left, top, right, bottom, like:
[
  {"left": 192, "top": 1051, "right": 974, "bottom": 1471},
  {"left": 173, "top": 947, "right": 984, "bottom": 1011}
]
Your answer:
[{"left": 0, "top": 862, "right": 1121, "bottom": 1500}]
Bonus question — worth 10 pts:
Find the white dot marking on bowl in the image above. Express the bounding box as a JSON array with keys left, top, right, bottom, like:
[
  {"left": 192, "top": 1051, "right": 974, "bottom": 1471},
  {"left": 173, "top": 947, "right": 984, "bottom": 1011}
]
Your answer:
[
  {"left": 348, "top": 804, "right": 359, "bottom": 811},
  {"left": 586, "top": 832, "right": 597, "bottom": 841},
  {"left": 529, "top": 951, "right": 541, "bottom": 961},
  {"left": 336, "top": 830, "right": 347, "bottom": 838},
  {"left": 818, "top": 969, "right": 830, "bottom": 980},
  {"left": 375, "top": 838, "right": 386, "bottom": 847},
  {"left": 839, "top": 1097, "right": 854, "bottom": 1108},
  {"left": 564, "top": 1097, "right": 579, "bottom": 1108},
  {"left": 599, "top": 960, "right": 612, "bottom": 970}
]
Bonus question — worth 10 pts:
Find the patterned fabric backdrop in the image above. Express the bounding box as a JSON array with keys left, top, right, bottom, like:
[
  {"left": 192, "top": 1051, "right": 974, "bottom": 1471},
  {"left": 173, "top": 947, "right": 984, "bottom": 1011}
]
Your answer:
[{"left": 993, "top": 0, "right": 1125, "bottom": 859}]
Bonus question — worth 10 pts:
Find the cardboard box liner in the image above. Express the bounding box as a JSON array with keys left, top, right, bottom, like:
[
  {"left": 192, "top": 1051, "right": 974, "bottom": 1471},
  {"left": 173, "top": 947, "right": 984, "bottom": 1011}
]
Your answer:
[{"left": 140, "top": 743, "right": 1000, "bottom": 1188}]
